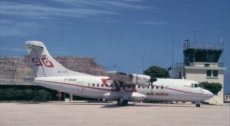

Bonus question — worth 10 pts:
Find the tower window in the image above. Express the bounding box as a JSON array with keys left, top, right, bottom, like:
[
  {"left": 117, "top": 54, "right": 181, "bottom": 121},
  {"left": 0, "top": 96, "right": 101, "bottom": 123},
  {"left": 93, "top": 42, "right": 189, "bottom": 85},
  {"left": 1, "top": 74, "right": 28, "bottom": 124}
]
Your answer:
[
  {"left": 206, "top": 70, "right": 212, "bottom": 77},
  {"left": 207, "top": 70, "right": 218, "bottom": 78},
  {"left": 213, "top": 70, "right": 218, "bottom": 77}
]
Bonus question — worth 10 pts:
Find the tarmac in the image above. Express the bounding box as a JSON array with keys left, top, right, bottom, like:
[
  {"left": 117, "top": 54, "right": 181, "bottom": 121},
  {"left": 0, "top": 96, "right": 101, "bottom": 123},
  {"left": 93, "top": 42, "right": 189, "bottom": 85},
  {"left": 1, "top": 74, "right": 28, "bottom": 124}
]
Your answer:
[{"left": 0, "top": 101, "right": 229, "bottom": 126}]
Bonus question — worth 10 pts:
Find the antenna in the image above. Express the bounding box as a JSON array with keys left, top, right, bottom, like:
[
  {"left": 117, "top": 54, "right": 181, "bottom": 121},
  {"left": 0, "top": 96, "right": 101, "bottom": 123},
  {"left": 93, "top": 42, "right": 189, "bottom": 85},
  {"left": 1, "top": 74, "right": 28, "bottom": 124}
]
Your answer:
[
  {"left": 220, "top": 37, "right": 224, "bottom": 66},
  {"left": 171, "top": 34, "right": 174, "bottom": 78},
  {"left": 193, "top": 30, "right": 197, "bottom": 43},
  {"left": 142, "top": 54, "right": 145, "bottom": 72}
]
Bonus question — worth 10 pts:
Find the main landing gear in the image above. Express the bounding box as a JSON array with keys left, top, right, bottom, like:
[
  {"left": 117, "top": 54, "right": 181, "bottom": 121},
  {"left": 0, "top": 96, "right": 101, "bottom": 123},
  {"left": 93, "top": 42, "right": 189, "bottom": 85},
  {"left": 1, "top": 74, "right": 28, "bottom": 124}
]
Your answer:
[
  {"left": 196, "top": 103, "right": 201, "bottom": 107},
  {"left": 117, "top": 99, "right": 128, "bottom": 106}
]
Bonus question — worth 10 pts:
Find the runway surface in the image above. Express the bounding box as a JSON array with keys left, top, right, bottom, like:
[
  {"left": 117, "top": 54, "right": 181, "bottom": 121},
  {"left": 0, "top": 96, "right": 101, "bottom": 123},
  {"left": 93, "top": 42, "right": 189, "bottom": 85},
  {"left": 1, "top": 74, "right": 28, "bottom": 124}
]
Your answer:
[{"left": 0, "top": 102, "right": 229, "bottom": 126}]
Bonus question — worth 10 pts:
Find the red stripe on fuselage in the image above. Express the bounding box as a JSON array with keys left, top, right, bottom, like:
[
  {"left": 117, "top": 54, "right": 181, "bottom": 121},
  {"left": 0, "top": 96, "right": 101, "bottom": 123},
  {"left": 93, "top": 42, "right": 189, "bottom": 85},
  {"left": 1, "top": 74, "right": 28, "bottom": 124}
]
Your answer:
[
  {"left": 151, "top": 84, "right": 206, "bottom": 96},
  {"left": 166, "top": 87, "right": 206, "bottom": 96},
  {"left": 37, "top": 80, "right": 207, "bottom": 96}
]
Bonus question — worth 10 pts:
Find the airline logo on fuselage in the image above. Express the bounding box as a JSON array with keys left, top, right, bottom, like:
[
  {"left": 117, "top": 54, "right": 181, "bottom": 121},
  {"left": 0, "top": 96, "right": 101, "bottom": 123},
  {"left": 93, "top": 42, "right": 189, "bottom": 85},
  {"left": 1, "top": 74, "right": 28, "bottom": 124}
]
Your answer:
[{"left": 31, "top": 58, "right": 54, "bottom": 67}]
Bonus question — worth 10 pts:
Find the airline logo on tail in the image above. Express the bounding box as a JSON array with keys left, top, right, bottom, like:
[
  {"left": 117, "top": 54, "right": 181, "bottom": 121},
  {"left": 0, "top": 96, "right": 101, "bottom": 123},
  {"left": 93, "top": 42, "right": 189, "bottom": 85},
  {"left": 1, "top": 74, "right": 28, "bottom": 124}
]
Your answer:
[{"left": 31, "top": 57, "right": 54, "bottom": 67}]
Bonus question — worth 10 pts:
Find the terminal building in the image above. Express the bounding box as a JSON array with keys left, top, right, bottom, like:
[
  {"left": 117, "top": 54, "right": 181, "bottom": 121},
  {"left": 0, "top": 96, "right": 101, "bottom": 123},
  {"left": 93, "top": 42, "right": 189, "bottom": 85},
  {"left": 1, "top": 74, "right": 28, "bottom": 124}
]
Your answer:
[{"left": 174, "top": 40, "right": 226, "bottom": 104}]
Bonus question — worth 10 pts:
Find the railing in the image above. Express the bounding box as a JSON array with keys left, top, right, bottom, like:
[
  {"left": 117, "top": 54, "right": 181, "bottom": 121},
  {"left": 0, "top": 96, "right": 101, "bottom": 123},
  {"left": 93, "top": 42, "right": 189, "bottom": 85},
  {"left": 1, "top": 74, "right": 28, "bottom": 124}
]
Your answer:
[
  {"left": 183, "top": 40, "right": 224, "bottom": 50},
  {"left": 218, "top": 63, "right": 224, "bottom": 67},
  {"left": 174, "top": 62, "right": 224, "bottom": 67}
]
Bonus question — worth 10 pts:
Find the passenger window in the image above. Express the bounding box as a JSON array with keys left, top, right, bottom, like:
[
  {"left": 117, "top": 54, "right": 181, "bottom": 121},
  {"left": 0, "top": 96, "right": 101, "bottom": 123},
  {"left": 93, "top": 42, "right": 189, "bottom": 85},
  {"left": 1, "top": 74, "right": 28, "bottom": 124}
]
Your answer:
[
  {"left": 213, "top": 70, "right": 218, "bottom": 77},
  {"left": 156, "top": 86, "right": 159, "bottom": 89},
  {"left": 92, "top": 84, "right": 95, "bottom": 87},
  {"left": 97, "top": 84, "right": 99, "bottom": 87},
  {"left": 161, "top": 86, "right": 163, "bottom": 89}
]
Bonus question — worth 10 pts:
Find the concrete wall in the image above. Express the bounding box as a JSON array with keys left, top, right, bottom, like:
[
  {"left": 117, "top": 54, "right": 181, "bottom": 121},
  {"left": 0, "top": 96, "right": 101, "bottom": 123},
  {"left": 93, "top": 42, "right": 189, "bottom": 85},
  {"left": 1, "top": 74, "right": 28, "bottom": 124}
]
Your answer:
[
  {"left": 185, "top": 68, "right": 224, "bottom": 104},
  {"left": 173, "top": 62, "right": 225, "bottom": 104}
]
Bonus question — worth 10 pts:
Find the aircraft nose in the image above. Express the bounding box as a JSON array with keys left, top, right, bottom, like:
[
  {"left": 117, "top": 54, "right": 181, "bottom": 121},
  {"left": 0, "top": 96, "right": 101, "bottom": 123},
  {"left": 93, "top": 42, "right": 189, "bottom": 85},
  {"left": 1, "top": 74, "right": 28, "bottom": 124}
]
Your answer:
[{"left": 203, "top": 89, "right": 214, "bottom": 98}]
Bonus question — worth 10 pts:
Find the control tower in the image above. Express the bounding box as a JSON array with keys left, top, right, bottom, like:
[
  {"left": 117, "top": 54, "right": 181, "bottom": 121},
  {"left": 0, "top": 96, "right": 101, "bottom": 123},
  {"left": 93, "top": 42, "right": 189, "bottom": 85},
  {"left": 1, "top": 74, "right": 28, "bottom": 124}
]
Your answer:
[{"left": 174, "top": 39, "right": 226, "bottom": 104}]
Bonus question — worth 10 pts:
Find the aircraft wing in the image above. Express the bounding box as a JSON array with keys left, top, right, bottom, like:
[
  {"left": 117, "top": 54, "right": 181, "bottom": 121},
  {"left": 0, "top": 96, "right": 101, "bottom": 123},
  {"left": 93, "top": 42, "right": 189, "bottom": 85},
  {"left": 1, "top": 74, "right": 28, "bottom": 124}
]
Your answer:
[{"left": 106, "top": 71, "right": 153, "bottom": 86}]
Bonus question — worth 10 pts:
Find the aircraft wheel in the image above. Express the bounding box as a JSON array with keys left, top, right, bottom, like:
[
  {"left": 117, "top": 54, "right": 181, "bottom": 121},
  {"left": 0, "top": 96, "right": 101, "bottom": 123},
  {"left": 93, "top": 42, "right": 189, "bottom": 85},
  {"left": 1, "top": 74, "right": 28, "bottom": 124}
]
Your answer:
[
  {"left": 117, "top": 99, "right": 128, "bottom": 106},
  {"left": 196, "top": 103, "right": 201, "bottom": 107},
  {"left": 117, "top": 99, "right": 122, "bottom": 106},
  {"left": 122, "top": 100, "right": 128, "bottom": 105}
]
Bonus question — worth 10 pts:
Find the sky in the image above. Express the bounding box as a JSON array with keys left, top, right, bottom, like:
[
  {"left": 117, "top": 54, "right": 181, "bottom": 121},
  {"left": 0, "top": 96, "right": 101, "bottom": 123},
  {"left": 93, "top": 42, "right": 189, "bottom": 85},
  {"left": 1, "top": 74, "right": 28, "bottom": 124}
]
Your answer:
[{"left": 0, "top": 0, "right": 229, "bottom": 92}]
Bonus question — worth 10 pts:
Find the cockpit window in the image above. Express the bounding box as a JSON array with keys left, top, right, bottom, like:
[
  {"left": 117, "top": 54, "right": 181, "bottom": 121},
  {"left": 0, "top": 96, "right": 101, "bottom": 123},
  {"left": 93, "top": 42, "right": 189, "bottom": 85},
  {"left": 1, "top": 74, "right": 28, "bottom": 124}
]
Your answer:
[
  {"left": 194, "top": 84, "right": 199, "bottom": 87},
  {"left": 191, "top": 83, "right": 200, "bottom": 88}
]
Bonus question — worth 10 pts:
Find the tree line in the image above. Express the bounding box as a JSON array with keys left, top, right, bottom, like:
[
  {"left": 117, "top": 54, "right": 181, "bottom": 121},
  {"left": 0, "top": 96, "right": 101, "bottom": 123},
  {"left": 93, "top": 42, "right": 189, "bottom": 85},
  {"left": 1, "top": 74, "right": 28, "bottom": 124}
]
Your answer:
[{"left": 0, "top": 85, "right": 57, "bottom": 101}]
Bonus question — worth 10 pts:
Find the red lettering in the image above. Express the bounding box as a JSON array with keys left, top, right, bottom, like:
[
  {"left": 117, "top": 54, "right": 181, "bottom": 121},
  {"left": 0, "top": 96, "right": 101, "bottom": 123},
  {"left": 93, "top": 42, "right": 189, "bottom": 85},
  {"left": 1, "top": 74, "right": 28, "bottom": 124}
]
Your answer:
[
  {"left": 41, "top": 58, "right": 54, "bottom": 67},
  {"left": 32, "top": 58, "right": 42, "bottom": 66},
  {"left": 31, "top": 58, "right": 54, "bottom": 67}
]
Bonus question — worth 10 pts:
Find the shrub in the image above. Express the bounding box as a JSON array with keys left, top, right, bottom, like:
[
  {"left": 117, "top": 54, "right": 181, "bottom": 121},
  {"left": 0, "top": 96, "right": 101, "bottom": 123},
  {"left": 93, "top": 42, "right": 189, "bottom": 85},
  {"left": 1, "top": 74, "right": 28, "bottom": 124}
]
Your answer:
[
  {"left": 33, "top": 89, "right": 52, "bottom": 101},
  {"left": 199, "top": 82, "right": 222, "bottom": 95},
  {"left": 0, "top": 85, "right": 57, "bottom": 101}
]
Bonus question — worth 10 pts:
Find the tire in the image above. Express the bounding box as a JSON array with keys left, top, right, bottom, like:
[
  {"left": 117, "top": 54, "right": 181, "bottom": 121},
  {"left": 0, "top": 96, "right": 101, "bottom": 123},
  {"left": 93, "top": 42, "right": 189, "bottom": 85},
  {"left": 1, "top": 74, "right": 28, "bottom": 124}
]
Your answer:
[
  {"left": 122, "top": 100, "right": 128, "bottom": 106},
  {"left": 117, "top": 99, "right": 128, "bottom": 106},
  {"left": 196, "top": 103, "right": 201, "bottom": 107}
]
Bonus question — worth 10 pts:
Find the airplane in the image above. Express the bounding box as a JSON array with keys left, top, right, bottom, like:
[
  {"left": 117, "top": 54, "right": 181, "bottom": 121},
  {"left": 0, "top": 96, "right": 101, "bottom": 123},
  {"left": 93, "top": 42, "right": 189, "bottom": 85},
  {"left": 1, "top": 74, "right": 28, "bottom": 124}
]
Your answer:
[{"left": 25, "top": 41, "right": 214, "bottom": 107}]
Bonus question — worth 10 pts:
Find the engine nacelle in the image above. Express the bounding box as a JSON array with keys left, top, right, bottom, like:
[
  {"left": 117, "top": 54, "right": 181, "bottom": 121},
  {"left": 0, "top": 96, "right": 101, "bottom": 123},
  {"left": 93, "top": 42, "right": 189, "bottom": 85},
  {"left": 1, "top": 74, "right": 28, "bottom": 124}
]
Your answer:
[
  {"left": 103, "top": 92, "right": 121, "bottom": 100},
  {"left": 103, "top": 92, "right": 146, "bottom": 102},
  {"left": 131, "top": 74, "right": 150, "bottom": 86},
  {"left": 130, "top": 92, "right": 146, "bottom": 102}
]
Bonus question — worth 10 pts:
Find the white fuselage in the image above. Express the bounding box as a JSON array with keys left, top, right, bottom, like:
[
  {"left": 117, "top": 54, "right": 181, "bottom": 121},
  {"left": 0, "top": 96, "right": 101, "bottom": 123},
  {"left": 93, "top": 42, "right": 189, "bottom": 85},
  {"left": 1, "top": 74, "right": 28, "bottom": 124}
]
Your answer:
[
  {"left": 34, "top": 75, "right": 213, "bottom": 102},
  {"left": 25, "top": 41, "right": 214, "bottom": 106}
]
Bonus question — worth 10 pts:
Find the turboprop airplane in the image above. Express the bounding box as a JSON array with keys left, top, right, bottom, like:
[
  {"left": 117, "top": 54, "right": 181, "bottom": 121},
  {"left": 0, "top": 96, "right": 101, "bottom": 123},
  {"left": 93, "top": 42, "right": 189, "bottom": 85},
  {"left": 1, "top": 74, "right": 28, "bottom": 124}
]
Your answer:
[{"left": 25, "top": 41, "right": 213, "bottom": 107}]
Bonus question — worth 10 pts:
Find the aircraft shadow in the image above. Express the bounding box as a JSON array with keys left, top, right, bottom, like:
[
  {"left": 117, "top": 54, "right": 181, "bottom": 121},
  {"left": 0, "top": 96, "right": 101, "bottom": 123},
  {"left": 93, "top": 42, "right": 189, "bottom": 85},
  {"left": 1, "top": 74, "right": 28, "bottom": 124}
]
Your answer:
[
  {"left": 101, "top": 103, "right": 211, "bottom": 108},
  {"left": 3, "top": 101, "right": 211, "bottom": 108}
]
